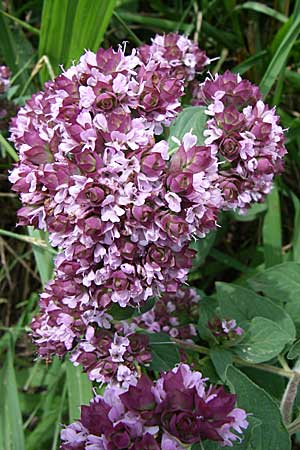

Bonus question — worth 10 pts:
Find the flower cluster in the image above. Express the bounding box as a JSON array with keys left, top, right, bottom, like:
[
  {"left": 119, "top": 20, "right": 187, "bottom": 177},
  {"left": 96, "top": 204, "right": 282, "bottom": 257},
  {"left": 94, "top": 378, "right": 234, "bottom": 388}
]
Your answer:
[
  {"left": 192, "top": 71, "right": 286, "bottom": 211},
  {"left": 0, "top": 65, "right": 10, "bottom": 94},
  {"left": 61, "top": 363, "right": 248, "bottom": 449},
  {"left": 133, "top": 286, "right": 200, "bottom": 341},
  {"left": 8, "top": 34, "right": 220, "bottom": 363},
  {"left": 139, "top": 33, "right": 209, "bottom": 82},
  {"left": 31, "top": 275, "right": 154, "bottom": 385},
  {"left": 208, "top": 317, "right": 244, "bottom": 343}
]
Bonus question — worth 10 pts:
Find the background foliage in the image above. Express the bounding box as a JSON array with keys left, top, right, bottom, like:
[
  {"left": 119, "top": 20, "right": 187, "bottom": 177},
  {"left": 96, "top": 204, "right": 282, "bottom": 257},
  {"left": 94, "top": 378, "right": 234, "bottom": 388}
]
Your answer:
[{"left": 1, "top": 0, "right": 300, "bottom": 449}]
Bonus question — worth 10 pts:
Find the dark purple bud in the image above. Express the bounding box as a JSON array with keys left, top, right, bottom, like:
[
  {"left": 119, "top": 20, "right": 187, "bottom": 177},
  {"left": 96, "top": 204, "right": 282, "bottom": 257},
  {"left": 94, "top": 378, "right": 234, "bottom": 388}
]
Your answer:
[
  {"left": 96, "top": 48, "right": 121, "bottom": 74},
  {"left": 132, "top": 204, "right": 153, "bottom": 223},
  {"left": 147, "top": 245, "right": 172, "bottom": 267},
  {"left": 120, "top": 374, "right": 156, "bottom": 413},
  {"left": 111, "top": 270, "right": 129, "bottom": 291},
  {"left": 167, "top": 171, "right": 193, "bottom": 195},
  {"left": 219, "top": 136, "right": 241, "bottom": 161},
  {"left": 128, "top": 333, "right": 152, "bottom": 364},
  {"left": 159, "top": 214, "right": 189, "bottom": 240},
  {"left": 132, "top": 434, "right": 160, "bottom": 450},
  {"left": 81, "top": 400, "right": 112, "bottom": 436},
  {"left": 216, "top": 105, "right": 245, "bottom": 132},
  {"left": 140, "top": 89, "right": 160, "bottom": 111},
  {"left": 141, "top": 152, "right": 165, "bottom": 177},
  {"left": 257, "top": 157, "right": 273, "bottom": 174},
  {"left": 75, "top": 150, "right": 100, "bottom": 173},
  {"left": 161, "top": 410, "right": 201, "bottom": 444},
  {"left": 105, "top": 422, "right": 131, "bottom": 450},
  {"left": 251, "top": 121, "right": 272, "bottom": 140},
  {"left": 96, "top": 92, "right": 117, "bottom": 111}
]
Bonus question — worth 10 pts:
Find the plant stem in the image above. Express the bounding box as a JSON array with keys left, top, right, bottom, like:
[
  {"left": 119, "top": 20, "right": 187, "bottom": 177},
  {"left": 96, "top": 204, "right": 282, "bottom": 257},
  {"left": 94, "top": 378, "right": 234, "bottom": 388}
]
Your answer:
[
  {"left": 281, "top": 358, "right": 300, "bottom": 426},
  {"left": 172, "top": 338, "right": 294, "bottom": 378}
]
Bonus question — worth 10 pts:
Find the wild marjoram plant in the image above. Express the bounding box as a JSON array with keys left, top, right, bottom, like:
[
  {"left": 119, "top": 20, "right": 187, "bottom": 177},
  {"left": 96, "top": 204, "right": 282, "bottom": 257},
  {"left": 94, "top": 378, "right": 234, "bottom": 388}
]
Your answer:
[{"left": 9, "top": 33, "right": 288, "bottom": 448}]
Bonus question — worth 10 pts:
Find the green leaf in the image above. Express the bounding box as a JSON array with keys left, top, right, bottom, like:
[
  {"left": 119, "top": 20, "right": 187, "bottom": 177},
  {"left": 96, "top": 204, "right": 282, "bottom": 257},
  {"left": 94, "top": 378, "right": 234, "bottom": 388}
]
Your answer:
[
  {"left": 262, "top": 187, "right": 282, "bottom": 267},
  {"left": 168, "top": 106, "right": 208, "bottom": 153},
  {"left": 189, "top": 231, "right": 216, "bottom": 270},
  {"left": 259, "top": 13, "right": 300, "bottom": 98},
  {"left": 145, "top": 332, "right": 180, "bottom": 371},
  {"left": 38, "top": 0, "right": 117, "bottom": 83},
  {"left": 66, "top": 362, "right": 92, "bottom": 422},
  {"left": 232, "top": 50, "right": 268, "bottom": 75},
  {"left": 217, "top": 282, "right": 296, "bottom": 341},
  {"left": 0, "top": 347, "right": 25, "bottom": 450},
  {"left": 287, "top": 339, "right": 300, "bottom": 360},
  {"left": 27, "top": 227, "right": 54, "bottom": 286},
  {"left": 225, "top": 366, "right": 290, "bottom": 450},
  {"left": 210, "top": 348, "right": 233, "bottom": 381},
  {"left": 248, "top": 262, "right": 300, "bottom": 303},
  {"left": 197, "top": 296, "right": 219, "bottom": 342},
  {"left": 117, "top": 11, "right": 191, "bottom": 33},
  {"left": 210, "top": 248, "right": 250, "bottom": 273},
  {"left": 135, "top": 296, "right": 156, "bottom": 315},
  {"left": 0, "top": 132, "right": 18, "bottom": 161},
  {"left": 235, "top": 317, "right": 291, "bottom": 363},
  {"left": 235, "top": 2, "right": 288, "bottom": 23},
  {"left": 241, "top": 367, "right": 285, "bottom": 400},
  {"left": 25, "top": 411, "right": 58, "bottom": 450},
  {"left": 108, "top": 303, "right": 135, "bottom": 320}
]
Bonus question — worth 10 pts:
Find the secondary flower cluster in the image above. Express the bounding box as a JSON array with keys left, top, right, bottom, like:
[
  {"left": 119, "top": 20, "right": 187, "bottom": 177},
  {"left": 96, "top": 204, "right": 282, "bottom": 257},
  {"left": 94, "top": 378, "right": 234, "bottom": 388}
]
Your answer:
[
  {"left": 208, "top": 318, "right": 244, "bottom": 343},
  {"left": 133, "top": 286, "right": 200, "bottom": 341},
  {"left": 61, "top": 363, "right": 248, "bottom": 449},
  {"left": 139, "top": 33, "right": 209, "bottom": 82},
  {"left": 71, "top": 322, "right": 152, "bottom": 385},
  {"left": 31, "top": 279, "right": 152, "bottom": 384},
  {"left": 192, "top": 71, "right": 286, "bottom": 211}
]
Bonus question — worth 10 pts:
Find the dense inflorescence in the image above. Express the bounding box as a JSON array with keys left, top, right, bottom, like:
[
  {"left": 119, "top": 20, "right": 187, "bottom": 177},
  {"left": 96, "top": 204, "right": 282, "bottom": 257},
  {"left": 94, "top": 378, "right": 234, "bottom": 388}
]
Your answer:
[
  {"left": 9, "top": 34, "right": 218, "bottom": 360},
  {"left": 133, "top": 286, "right": 200, "bottom": 341},
  {"left": 61, "top": 364, "right": 248, "bottom": 449},
  {"left": 9, "top": 33, "right": 288, "bottom": 448},
  {"left": 192, "top": 71, "right": 286, "bottom": 211}
]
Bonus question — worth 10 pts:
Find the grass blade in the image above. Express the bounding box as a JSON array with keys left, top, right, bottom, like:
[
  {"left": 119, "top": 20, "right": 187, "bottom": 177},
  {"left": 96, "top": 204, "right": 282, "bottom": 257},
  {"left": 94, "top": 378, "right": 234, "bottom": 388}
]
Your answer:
[
  {"left": 259, "top": 13, "right": 300, "bottom": 98},
  {"left": 51, "top": 382, "right": 67, "bottom": 450},
  {"left": 232, "top": 50, "right": 267, "bottom": 75},
  {"left": 66, "top": 361, "right": 92, "bottom": 422},
  {"left": 0, "top": 344, "right": 25, "bottom": 450},
  {"left": 0, "top": 4, "right": 34, "bottom": 90},
  {"left": 117, "top": 11, "right": 192, "bottom": 33},
  {"left": 0, "top": 133, "right": 18, "bottom": 161},
  {"left": 0, "top": 10, "right": 40, "bottom": 35},
  {"left": 38, "top": 0, "right": 117, "bottom": 84},
  {"left": 235, "top": 2, "right": 288, "bottom": 23},
  {"left": 27, "top": 227, "right": 54, "bottom": 286},
  {"left": 263, "top": 186, "right": 282, "bottom": 267}
]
